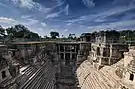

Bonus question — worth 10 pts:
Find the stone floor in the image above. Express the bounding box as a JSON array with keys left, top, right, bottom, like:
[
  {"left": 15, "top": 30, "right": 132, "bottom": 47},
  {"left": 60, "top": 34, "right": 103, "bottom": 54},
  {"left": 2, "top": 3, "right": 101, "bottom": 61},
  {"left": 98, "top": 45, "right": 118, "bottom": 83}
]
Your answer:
[{"left": 55, "top": 65, "right": 76, "bottom": 89}]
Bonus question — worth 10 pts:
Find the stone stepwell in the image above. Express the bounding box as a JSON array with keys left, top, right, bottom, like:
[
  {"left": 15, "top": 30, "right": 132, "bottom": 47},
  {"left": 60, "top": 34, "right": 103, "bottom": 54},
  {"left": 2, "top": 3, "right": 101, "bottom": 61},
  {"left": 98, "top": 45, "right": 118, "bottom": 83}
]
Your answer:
[
  {"left": 18, "top": 60, "right": 55, "bottom": 89},
  {"left": 76, "top": 60, "right": 135, "bottom": 89}
]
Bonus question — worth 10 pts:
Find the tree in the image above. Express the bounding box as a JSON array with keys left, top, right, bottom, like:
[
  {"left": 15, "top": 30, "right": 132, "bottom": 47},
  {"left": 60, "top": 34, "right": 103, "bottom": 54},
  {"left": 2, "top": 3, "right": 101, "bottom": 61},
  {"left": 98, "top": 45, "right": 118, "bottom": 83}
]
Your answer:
[
  {"left": 62, "top": 35, "right": 64, "bottom": 38},
  {"left": 5, "top": 24, "right": 39, "bottom": 40},
  {"left": 0, "top": 26, "right": 6, "bottom": 38},
  {"left": 50, "top": 31, "right": 59, "bottom": 39},
  {"left": 5, "top": 33, "right": 14, "bottom": 48},
  {"left": 44, "top": 35, "right": 49, "bottom": 39},
  {"left": 68, "top": 33, "right": 76, "bottom": 40}
]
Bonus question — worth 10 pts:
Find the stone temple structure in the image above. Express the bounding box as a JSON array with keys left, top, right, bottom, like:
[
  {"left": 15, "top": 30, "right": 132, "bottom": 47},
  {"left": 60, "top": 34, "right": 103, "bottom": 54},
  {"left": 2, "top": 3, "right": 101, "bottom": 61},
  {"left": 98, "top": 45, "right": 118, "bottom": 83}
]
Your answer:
[
  {"left": 120, "top": 46, "right": 135, "bottom": 83},
  {"left": 0, "top": 42, "right": 56, "bottom": 89},
  {"left": 76, "top": 34, "right": 135, "bottom": 89},
  {"left": 56, "top": 42, "right": 79, "bottom": 66},
  {"left": 88, "top": 34, "right": 128, "bottom": 69},
  {"left": 1, "top": 34, "right": 135, "bottom": 89}
]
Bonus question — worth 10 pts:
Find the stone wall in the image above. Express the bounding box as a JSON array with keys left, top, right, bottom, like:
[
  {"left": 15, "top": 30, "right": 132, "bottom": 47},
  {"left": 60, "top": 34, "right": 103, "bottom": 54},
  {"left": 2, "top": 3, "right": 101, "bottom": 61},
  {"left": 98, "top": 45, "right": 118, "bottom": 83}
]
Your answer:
[{"left": 0, "top": 67, "right": 11, "bottom": 83}]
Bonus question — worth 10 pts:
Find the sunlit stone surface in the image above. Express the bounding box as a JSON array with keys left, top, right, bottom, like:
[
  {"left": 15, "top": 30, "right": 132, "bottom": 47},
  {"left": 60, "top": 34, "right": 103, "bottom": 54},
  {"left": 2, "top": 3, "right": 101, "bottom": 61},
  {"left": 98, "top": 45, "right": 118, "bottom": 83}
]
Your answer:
[{"left": 0, "top": 34, "right": 135, "bottom": 89}]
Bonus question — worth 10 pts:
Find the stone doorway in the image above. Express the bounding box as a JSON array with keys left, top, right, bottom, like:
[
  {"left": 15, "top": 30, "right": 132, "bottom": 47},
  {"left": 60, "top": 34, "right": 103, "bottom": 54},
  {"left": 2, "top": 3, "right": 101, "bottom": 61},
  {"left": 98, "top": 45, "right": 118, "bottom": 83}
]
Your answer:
[
  {"left": 97, "top": 47, "right": 100, "bottom": 56},
  {"left": 1, "top": 71, "right": 6, "bottom": 79},
  {"left": 65, "top": 53, "right": 70, "bottom": 65},
  {"left": 129, "top": 73, "right": 134, "bottom": 81}
]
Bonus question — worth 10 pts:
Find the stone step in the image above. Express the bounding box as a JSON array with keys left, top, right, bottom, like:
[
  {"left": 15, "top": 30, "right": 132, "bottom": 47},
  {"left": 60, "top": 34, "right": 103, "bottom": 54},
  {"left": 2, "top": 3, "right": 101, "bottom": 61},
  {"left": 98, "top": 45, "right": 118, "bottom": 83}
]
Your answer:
[
  {"left": 20, "top": 60, "right": 55, "bottom": 89},
  {"left": 19, "top": 60, "right": 50, "bottom": 89},
  {"left": 99, "top": 68, "right": 121, "bottom": 88},
  {"left": 93, "top": 71, "right": 109, "bottom": 89},
  {"left": 85, "top": 74, "right": 95, "bottom": 89},
  {"left": 25, "top": 64, "right": 51, "bottom": 89},
  {"left": 43, "top": 72, "right": 55, "bottom": 89},
  {"left": 94, "top": 71, "right": 110, "bottom": 89},
  {"left": 32, "top": 66, "right": 53, "bottom": 89},
  {"left": 19, "top": 66, "right": 37, "bottom": 85}
]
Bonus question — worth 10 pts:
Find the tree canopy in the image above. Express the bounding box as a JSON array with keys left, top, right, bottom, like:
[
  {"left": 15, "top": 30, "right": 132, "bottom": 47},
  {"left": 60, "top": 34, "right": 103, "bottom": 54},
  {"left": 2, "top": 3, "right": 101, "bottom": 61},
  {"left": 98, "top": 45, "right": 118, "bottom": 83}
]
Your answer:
[
  {"left": 0, "top": 26, "right": 6, "bottom": 38},
  {"left": 0, "top": 24, "right": 40, "bottom": 40},
  {"left": 50, "top": 31, "right": 59, "bottom": 39},
  {"left": 68, "top": 33, "right": 76, "bottom": 40},
  {"left": 80, "top": 30, "right": 135, "bottom": 42}
]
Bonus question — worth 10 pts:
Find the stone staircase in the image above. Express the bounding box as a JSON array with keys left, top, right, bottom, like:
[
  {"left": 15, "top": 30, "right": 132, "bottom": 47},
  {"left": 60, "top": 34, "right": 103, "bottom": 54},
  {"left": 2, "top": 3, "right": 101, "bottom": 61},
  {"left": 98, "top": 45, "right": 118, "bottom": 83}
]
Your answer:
[
  {"left": 100, "top": 65, "right": 135, "bottom": 89},
  {"left": 76, "top": 61, "right": 110, "bottom": 89},
  {"left": 76, "top": 60, "right": 135, "bottom": 89},
  {"left": 19, "top": 60, "right": 55, "bottom": 89},
  {"left": 17, "top": 65, "right": 37, "bottom": 86},
  {"left": 99, "top": 66, "right": 121, "bottom": 89}
]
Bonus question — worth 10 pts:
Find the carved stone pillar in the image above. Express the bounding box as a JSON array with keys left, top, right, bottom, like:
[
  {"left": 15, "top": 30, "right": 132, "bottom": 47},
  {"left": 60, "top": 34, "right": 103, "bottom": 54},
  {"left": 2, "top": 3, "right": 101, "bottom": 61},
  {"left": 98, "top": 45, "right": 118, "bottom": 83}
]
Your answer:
[
  {"left": 70, "top": 53, "right": 72, "bottom": 64},
  {"left": 64, "top": 45, "right": 65, "bottom": 63}
]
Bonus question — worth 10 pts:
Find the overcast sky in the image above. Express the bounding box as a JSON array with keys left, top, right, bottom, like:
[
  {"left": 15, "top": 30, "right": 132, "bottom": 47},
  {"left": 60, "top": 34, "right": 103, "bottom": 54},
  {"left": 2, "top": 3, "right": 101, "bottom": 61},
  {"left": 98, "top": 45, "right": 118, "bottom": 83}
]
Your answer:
[{"left": 0, "top": 0, "right": 135, "bottom": 37}]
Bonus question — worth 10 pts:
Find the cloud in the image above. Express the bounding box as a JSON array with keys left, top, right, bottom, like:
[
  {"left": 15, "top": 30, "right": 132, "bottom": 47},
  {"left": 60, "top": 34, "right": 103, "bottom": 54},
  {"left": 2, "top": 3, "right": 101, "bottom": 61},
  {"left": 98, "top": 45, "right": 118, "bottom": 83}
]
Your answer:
[
  {"left": 91, "top": 20, "right": 135, "bottom": 29},
  {"left": 82, "top": 0, "right": 95, "bottom": 8},
  {"left": 66, "top": 15, "right": 93, "bottom": 24},
  {"left": 10, "top": 0, "right": 36, "bottom": 9},
  {"left": 113, "top": 0, "right": 135, "bottom": 6},
  {"left": 0, "top": 17, "right": 18, "bottom": 25},
  {"left": 41, "top": 22, "right": 47, "bottom": 27},
  {"left": 1, "top": 0, "right": 135, "bottom": 37},
  {"left": 38, "top": 28, "right": 44, "bottom": 32},
  {"left": 36, "top": 28, "right": 49, "bottom": 37},
  {"left": 64, "top": 29, "right": 68, "bottom": 32},
  {"left": 45, "top": 12, "right": 60, "bottom": 19},
  {"left": 0, "top": 2, "right": 7, "bottom": 7},
  {"left": 67, "top": 19, "right": 81, "bottom": 23},
  {"left": 21, "top": 16, "right": 39, "bottom": 25},
  {"left": 65, "top": 4, "right": 135, "bottom": 27},
  {"left": 10, "top": 0, "right": 51, "bottom": 12},
  {"left": 94, "top": 19, "right": 105, "bottom": 22},
  {"left": 96, "top": 7, "right": 135, "bottom": 23},
  {"left": 0, "top": 16, "right": 39, "bottom": 29},
  {"left": 87, "top": 27, "right": 93, "bottom": 29},
  {"left": 67, "top": 23, "right": 72, "bottom": 26},
  {"left": 107, "top": 20, "right": 135, "bottom": 28},
  {"left": 24, "top": 18, "right": 39, "bottom": 25},
  {"left": 0, "top": 17, "right": 15, "bottom": 22},
  {"left": 50, "top": 28, "right": 60, "bottom": 33},
  {"left": 50, "top": 29, "right": 55, "bottom": 32},
  {"left": 21, "top": 15, "right": 32, "bottom": 19},
  {"left": 63, "top": 4, "right": 69, "bottom": 15}
]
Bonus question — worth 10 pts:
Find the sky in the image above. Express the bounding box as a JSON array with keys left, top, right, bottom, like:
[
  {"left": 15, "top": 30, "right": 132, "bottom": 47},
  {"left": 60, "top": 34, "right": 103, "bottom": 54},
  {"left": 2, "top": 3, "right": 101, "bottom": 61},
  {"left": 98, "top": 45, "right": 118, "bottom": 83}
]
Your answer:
[{"left": 0, "top": 0, "right": 135, "bottom": 37}]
